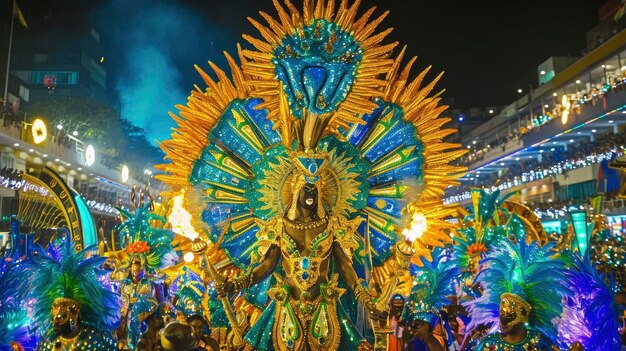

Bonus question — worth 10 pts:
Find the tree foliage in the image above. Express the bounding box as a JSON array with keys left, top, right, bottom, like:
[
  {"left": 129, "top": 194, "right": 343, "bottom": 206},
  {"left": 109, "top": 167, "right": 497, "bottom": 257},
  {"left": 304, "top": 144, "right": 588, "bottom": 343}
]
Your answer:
[
  {"left": 23, "top": 97, "right": 164, "bottom": 172},
  {"left": 120, "top": 118, "right": 165, "bottom": 171},
  {"left": 24, "top": 96, "right": 123, "bottom": 155}
]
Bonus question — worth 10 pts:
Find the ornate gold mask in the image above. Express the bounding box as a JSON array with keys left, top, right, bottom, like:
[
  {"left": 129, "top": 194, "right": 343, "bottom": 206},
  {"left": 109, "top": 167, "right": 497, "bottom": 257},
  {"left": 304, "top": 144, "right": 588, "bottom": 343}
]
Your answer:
[
  {"left": 499, "top": 293, "right": 531, "bottom": 330},
  {"left": 130, "top": 257, "right": 146, "bottom": 280},
  {"left": 51, "top": 297, "right": 81, "bottom": 330}
]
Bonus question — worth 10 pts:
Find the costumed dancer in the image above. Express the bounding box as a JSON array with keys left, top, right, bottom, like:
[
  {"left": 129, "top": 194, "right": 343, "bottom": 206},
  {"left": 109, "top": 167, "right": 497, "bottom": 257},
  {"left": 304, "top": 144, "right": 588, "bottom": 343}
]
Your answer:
[
  {"left": 556, "top": 252, "right": 622, "bottom": 350},
  {"left": 402, "top": 249, "right": 458, "bottom": 351},
  {"left": 464, "top": 237, "right": 567, "bottom": 350},
  {"left": 27, "top": 237, "right": 120, "bottom": 351},
  {"left": 109, "top": 202, "right": 179, "bottom": 349},
  {"left": 453, "top": 189, "right": 518, "bottom": 295},
  {"left": 187, "top": 314, "right": 221, "bottom": 351},
  {"left": 452, "top": 188, "right": 552, "bottom": 350},
  {"left": 156, "top": 0, "right": 467, "bottom": 351},
  {"left": 388, "top": 294, "right": 406, "bottom": 351}
]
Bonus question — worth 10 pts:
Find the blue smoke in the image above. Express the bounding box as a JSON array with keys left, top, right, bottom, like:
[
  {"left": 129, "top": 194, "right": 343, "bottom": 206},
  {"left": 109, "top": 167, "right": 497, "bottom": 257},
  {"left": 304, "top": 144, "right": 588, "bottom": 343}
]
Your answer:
[{"left": 94, "top": 0, "right": 234, "bottom": 144}]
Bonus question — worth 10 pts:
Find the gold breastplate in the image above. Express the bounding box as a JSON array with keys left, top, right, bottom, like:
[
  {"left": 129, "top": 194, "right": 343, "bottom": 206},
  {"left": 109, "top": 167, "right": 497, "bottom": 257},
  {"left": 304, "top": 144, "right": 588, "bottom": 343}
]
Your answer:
[
  {"left": 279, "top": 219, "right": 334, "bottom": 294},
  {"left": 122, "top": 279, "right": 153, "bottom": 305}
]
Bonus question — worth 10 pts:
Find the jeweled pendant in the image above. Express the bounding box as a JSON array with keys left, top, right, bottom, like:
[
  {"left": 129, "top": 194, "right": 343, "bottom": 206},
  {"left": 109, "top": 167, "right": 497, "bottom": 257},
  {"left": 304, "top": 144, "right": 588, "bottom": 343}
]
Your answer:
[{"left": 300, "top": 257, "right": 310, "bottom": 270}]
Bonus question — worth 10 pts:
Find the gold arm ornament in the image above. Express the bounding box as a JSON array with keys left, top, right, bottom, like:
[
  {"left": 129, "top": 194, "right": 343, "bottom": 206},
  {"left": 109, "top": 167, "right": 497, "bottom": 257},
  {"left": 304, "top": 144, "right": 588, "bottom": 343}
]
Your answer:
[
  {"left": 193, "top": 240, "right": 245, "bottom": 347},
  {"left": 375, "top": 240, "right": 414, "bottom": 310}
]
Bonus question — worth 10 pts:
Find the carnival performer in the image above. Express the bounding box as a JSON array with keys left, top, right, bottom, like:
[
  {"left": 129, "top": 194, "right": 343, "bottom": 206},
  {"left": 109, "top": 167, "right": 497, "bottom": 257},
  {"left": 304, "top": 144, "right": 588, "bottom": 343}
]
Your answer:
[
  {"left": 110, "top": 202, "right": 178, "bottom": 349},
  {"left": 157, "top": 0, "right": 466, "bottom": 350},
  {"left": 160, "top": 322, "right": 200, "bottom": 351},
  {"left": 453, "top": 188, "right": 528, "bottom": 293},
  {"left": 402, "top": 249, "right": 458, "bottom": 351},
  {"left": 464, "top": 237, "right": 567, "bottom": 350},
  {"left": 389, "top": 294, "right": 406, "bottom": 351},
  {"left": 27, "top": 237, "right": 120, "bottom": 351},
  {"left": 556, "top": 252, "right": 622, "bottom": 350},
  {"left": 216, "top": 121, "right": 390, "bottom": 350},
  {"left": 187, "top": 315, "right": 221, "bottom": 351}
]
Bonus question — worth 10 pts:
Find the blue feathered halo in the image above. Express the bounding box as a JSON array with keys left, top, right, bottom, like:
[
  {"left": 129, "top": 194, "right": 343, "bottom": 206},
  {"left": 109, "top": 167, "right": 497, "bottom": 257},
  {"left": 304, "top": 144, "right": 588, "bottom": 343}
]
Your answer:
[
  {"left": 463, "top": 237, "right": 568, "bottom": 338},
  {"left": 403, "top": 248, "right": 459, "bottom": 326},
  {"left": 25, "top": 236, "right": 121, "bottom": 336}
]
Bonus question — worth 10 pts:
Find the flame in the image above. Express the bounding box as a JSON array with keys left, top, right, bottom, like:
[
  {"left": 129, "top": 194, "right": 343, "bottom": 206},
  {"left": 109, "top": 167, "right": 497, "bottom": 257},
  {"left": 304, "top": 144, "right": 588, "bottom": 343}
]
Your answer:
[
  {"left": 167, "top": 190, "right": 199, "bottom": 240},
  {"left": 402, "top": 212, "right": 428, "bottom": 243}
]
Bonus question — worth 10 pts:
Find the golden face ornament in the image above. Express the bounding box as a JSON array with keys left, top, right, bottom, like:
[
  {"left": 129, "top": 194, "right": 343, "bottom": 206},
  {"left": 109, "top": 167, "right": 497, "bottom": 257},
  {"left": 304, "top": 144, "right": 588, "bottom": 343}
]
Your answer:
[
  {"left": 499, "top": 293, "right": 531, "bottom": 330},
  {"left": 51, "top": 297, "right": 81, "bottom": 331},
  {"left": 130, "top": 256, "right": 146, "bottom": 280}
]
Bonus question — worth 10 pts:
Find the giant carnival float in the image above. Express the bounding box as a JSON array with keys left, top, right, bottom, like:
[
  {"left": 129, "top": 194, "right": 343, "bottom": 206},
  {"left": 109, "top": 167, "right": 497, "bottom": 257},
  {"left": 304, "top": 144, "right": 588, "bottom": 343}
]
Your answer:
[{"left": 1, "top": 1, "right": 624, "bottom": 351}]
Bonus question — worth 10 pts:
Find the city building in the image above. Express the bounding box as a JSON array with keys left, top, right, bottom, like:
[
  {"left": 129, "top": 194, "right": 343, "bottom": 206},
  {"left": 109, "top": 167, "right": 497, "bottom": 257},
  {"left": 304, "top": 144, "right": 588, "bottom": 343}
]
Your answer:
[
  {"left": 2, "top": 0, "right": 110, "bottom": 105},
  {"left": 446, "top": 1, "right": 626, "bottom": 237},
  {"left": 0, "top": 0, "right": 159, "bottom": 249}
]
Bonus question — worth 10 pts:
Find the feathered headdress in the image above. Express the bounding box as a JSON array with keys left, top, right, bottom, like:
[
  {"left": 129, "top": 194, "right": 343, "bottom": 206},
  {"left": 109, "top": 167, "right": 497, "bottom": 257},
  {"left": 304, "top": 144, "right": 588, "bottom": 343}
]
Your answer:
[
  {"left": 116, "top": 203, "right": 178, "bottom": 273},
  {"left": 464, "top": 238, "right": 568, "bottom": 337},
  {"left": 556, "top": 252, "right": 621, "bottom": 350},
  {"left": 403, "top": 249, "right": 458, "bottom": 325},
  {"left": 27, "top": 237, "right": 121, "bottom": 335},
  {"left": 454, "top": 189, "right": 511, "bottom": 281},
  {"left": 0, "top": 261, "right": 28, "bottom": 350}
]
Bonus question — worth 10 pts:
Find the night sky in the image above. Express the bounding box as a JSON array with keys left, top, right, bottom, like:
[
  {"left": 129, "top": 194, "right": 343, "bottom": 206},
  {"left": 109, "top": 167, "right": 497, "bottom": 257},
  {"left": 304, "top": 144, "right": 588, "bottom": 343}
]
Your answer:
[{"left": 93, "top": 0, "right": 606, "bottom": 142}]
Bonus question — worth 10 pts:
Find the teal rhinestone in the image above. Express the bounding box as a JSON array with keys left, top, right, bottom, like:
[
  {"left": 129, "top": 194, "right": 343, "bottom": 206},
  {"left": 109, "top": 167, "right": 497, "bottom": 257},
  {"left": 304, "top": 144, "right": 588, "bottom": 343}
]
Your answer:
[{"left": 300, "top": 257, "right": 310, "bottom": 270}]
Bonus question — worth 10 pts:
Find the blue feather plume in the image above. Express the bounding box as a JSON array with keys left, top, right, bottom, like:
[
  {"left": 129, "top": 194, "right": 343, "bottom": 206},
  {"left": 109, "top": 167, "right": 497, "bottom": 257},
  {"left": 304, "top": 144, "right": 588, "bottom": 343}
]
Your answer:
[
  {"left": 556, "top": 252, "right": 621, "bottom": 350},
  {"left": 403, "top": 248, "right": 459, "bottom": 325},
  {"left": 0, "top": 260, "right": 29, "bottom": 348},
  {"left": 25, "top": 236, "right": 121, "bottom": 336},
  {"left": 464, "top": 238, "right": 569, "bottom": 338}
]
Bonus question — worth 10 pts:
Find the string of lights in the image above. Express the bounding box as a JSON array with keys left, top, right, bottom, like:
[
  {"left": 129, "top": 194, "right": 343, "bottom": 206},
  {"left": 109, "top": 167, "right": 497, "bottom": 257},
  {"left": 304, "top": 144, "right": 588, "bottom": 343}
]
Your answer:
[{"left": 445, "top": 146, "right": 625, "bottom": 205}]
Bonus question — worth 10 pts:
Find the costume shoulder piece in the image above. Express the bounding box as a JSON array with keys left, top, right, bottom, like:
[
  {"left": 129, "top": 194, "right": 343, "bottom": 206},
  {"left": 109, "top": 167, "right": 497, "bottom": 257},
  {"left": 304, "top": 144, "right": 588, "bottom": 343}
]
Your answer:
[
  {"left": 157, "top": 0, "right": 466, "bottom": 272},
  {"left": 476, "top": 330, "right": 556, "bottom": 351}
]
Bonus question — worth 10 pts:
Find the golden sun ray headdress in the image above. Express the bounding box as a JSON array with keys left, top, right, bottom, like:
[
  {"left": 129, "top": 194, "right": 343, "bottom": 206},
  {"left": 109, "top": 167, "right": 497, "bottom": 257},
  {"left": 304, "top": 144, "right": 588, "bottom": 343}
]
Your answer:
[
  {"left": 242, "top": 0, "right": 398, "bottom": 146},
  {"left": 156, "top": 0, "right": 466, "bottom": 272}
]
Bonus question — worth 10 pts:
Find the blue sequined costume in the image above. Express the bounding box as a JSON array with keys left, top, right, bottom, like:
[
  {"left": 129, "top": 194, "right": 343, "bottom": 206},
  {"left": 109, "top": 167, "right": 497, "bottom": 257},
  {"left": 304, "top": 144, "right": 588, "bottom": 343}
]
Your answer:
[{"left": 157, "top": 1, "right": 466, "bottom": 350}]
